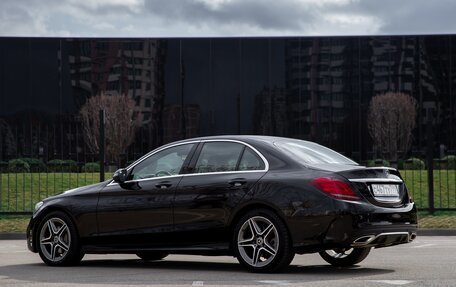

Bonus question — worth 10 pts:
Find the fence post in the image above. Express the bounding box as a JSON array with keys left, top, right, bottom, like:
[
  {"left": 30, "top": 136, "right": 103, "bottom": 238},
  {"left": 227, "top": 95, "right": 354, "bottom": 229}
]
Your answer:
[
  {"left": 426, "top": 114, "right": 434, "bottom": 214},
  {"left": 99, "top": 110, "right": 105, "bottom": 182}
]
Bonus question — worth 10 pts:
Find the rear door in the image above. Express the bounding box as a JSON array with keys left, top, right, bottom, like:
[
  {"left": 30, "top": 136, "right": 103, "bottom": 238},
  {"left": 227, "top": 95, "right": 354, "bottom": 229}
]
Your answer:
[{"left": 173, "top": 140, "right": 268, "bottom": 246}]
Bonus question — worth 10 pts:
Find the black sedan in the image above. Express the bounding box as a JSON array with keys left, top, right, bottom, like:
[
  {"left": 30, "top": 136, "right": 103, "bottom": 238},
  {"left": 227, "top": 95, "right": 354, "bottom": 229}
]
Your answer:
[{"left": 27, "top": 136, "right": 417, "bottom": 272}]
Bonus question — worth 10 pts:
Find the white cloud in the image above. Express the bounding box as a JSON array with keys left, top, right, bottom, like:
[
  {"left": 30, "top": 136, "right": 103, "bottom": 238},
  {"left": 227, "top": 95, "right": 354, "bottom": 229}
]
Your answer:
[
  {"left": 0, "top": 0, "right": 454, "bottom": 37},
  {"left": 194, "top": 0, "right": 233, "bottom": 10},
  {"left": 320, "top": 13, "right": 381, "bottom": 34},
  {"left": 66, "top": 0, "right": 144, "bottom": 12}
]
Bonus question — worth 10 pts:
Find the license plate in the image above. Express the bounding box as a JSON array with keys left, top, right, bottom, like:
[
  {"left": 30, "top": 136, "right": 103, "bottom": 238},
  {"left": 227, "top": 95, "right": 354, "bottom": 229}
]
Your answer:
[{"left": 371, "top": 184, "right": 400, "bottom": 197}]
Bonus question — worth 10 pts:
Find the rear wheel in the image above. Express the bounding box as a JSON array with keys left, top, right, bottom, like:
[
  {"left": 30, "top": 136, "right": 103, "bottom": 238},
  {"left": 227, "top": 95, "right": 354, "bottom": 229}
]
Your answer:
[
  {"left": 233, "top": 209, "right": 294, "bottom": 273},
  {"left": 136, "top": 252, "right": 168, "bottom": 261},
  {"left": 319, "top": 247, "right": 371, "bottom": 267},
  {"left": 37, "top": 211, "right": 83, "bottom": 266}
]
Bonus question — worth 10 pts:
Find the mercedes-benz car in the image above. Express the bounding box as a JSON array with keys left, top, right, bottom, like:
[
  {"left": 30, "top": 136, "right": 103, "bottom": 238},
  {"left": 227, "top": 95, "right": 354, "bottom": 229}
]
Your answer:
[{"left": 27, "top": 135, "right": 417, "bottom": 272}]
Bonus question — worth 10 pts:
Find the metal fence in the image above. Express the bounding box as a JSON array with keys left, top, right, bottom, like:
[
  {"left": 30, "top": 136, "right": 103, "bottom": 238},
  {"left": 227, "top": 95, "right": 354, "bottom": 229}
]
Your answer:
[
  {"left": 400, "top": 154, "right": 456, "bottom": 212},
  {"left": 361, "top": 151, "right": 456, "bottom": 212},
  {"left": 0, "top": 152, "right": 455, "bottom": 214},
  {"left": 0, "top": 159, "right": 113, "bottom": 214}
]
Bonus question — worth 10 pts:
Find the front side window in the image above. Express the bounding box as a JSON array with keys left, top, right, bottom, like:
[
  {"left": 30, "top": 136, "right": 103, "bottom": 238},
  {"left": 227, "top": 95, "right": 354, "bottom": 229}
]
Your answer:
[
  {"left": 129, "top": 144, "right": 195, "bottom": 180},
  {"left": 195, "top": 142, "right": 244, "bottom": 173}
]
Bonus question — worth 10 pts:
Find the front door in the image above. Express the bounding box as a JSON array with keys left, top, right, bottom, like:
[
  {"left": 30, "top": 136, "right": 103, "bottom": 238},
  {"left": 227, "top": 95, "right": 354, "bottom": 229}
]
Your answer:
[{"left": 96, "top": 143, "right": 197, "bottom": 249}]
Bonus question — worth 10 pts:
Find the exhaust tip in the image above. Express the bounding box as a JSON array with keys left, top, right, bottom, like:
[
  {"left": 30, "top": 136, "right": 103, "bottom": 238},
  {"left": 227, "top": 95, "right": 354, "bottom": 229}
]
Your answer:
[
  {"left": 409, "top": 233, "right": 417, "bottom": 241},
  {"left": 352, "top": 235, "right": 376, "bottom": 246}
]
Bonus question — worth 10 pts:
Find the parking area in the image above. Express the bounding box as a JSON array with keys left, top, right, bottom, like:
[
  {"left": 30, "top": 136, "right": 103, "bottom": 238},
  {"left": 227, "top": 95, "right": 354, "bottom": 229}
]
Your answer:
[{"left": 0, "top": 236, "right": 454, "bottom": 286}]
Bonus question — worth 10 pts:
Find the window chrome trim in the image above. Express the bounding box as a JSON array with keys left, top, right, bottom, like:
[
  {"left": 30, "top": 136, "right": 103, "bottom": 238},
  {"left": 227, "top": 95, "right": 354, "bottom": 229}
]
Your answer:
[
  {"left": 107, "top": 174, "right": 183, "bottom": 186},
  {"left": 107, "top": 138, "right": 269, "bottom": 187},
  {"left": 108, "top": 170, "right": 268, "bottom": 187},
  {"left": 184, "top": 169, "right": 266, "bottom": 177}
]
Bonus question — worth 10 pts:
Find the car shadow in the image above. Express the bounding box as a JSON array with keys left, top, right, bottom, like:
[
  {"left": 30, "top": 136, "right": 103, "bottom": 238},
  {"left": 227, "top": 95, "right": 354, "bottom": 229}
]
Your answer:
[{"left": 0, "top": 259, "right": 395, "bottom": 285}]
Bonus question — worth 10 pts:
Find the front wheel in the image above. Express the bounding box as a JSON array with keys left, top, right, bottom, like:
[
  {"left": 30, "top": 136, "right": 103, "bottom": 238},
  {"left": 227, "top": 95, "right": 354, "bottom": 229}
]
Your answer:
[
  {"left": 233, "top": 209, "right": 294, "bottom": 273},
  {"left": 319, "top": 247, "right": 371, "bottom": 267},
  {"left": 37, "top": 211, "right": 83, "bottom": 266}
]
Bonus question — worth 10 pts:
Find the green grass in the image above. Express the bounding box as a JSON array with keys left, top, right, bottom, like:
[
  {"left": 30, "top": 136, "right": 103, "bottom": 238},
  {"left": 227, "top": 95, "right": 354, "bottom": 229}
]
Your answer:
[
  {"left": 0, "top": 215, "right": 29, "bottom": 233},
  {"left": 400, "top": 169, "right": 456, "bottom": 209},
  {"left": 417, "top": 211, "right": 456, "bottom": 229},
  {"left": 0, "top": 173, "right": 111, "bottom": 212}
]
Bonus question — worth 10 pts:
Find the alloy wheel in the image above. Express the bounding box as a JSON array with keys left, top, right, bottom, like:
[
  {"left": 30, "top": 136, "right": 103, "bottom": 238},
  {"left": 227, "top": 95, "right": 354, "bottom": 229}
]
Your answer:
[
  {"left": 39, "top": 217, "right": 71, "bottom": 262},
  {"left": 237, "top": 216, "right": 279, "bottom": 268}
]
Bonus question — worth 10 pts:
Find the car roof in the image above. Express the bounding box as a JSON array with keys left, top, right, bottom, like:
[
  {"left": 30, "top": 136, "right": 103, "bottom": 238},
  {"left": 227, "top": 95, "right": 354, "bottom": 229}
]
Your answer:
[
  {"left": 162, "top": 135, "right": 321, "bottom": 155},
  {"left": 175, "top": 135, "right": 307, "bottom": 145}
]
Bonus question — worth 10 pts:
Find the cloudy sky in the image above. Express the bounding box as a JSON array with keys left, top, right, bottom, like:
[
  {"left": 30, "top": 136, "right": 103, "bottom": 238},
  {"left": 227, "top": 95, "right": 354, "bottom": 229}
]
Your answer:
[{"left": 0, "top": 0, "right": 455, "bottom": 37}]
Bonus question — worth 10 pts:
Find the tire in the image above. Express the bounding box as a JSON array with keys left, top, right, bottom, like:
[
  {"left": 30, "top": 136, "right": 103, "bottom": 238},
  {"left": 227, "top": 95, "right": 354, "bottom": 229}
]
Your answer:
[
  {"left": 136, "top": 252, "right": 168, "bottom": 261},
  {"left": 319, "top": 247, "right": 371, "bottom": 267},
  {"left": 233, "top": 209, "right": 294, "bottom": 273},
  {"left": 37, "top": 211, "right": 83, "bottom": 266}
]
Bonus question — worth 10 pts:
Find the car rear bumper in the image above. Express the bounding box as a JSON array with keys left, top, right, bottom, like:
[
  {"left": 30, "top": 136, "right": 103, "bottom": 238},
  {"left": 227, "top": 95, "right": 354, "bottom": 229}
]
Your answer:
[
  {"left": 322, "top": 206, "right": 417, "bottom": 249},
  {"left": 292, "top": 202, "right": 417, "bottom": 253}
]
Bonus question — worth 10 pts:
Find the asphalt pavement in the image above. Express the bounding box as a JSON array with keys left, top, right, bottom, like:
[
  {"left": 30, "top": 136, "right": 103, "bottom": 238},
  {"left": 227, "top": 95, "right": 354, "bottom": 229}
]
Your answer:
[{"left": 0, "top": 236, "right": 454, "bottom": 286}]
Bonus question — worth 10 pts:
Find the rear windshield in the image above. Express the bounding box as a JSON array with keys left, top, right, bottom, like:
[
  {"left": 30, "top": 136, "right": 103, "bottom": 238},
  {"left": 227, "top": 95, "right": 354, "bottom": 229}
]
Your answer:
[{"left": 274, "top": 140, "right": 358, "bottom": 165}]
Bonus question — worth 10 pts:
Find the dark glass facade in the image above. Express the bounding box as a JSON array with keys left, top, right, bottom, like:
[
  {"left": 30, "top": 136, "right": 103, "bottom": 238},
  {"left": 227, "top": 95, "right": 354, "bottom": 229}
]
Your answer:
[{"left": 0, "top": 36, "right": 455, "bottom": 164}]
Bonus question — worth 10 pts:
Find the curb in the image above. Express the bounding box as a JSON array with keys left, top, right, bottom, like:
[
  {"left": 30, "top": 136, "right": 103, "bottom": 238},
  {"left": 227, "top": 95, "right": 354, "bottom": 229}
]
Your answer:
[
  {"left": 1, "top": 230, "right": 455, "bottom": 240},
  {"left": 0, "top": 233, "right": 26, "bottom": 240},
  {"left": 417, "top": 229, "right": 456, "bottom": 236}
]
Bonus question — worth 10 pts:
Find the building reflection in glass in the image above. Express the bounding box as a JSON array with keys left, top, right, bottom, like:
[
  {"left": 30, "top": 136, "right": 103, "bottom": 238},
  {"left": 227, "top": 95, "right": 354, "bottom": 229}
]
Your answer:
[{"left": 0, "top": 36, "right": 455, "bottom": 164}]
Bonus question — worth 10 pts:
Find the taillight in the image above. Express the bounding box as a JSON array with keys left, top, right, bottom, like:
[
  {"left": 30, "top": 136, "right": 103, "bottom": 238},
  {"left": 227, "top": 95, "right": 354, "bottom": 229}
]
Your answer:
[{"left": 312, "top": 177, "right": 360, "bottom": 201}]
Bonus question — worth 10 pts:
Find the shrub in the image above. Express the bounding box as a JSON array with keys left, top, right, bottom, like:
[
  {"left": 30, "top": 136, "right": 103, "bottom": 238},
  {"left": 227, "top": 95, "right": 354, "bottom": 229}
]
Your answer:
[
  {"left": 0, "top": 161, "right": 8, "bottom": 172},
  {"left": 433, "top": 158, "right": 443, "bottom": 170},
  {"left": 47, "top": 159, "right": 64, "bottom": 172},
  {"left": 403, "top": 158, "right": 425, "bottom": 170},
  {"left": 366, "top": 159, "right": 390, "bottom": 167},
  {"left": 6, "top": 158, "right": 46, "bottom": 172},
  {"left": 435, "top": 155, "right": 456, "bottom": 170},
  {"left": 82, "top": 162, "right": 100, "bottom": 172},
  {"left": 8, "top": 159, "right": 30, "bottom": 172},
  {"left": 47, "top": 159, "right": 79, "bottom": 172},
  {"left": 22, "top": 158, "right": 46, "bottom": 172},
  {"left": 443, "top": 155, "right": 456, "bottom": 169}
]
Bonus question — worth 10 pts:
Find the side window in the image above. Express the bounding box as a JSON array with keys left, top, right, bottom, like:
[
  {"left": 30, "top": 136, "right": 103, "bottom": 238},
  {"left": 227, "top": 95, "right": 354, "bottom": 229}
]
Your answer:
[
  {"left": 129, "top": 144, "right": 194, "bottom": 180},
  {"left": 195, "top": 142, "right": 243, "bottom": 173},
  {"left": 238, "top": 147, "right": 265, "bottom": 171}
]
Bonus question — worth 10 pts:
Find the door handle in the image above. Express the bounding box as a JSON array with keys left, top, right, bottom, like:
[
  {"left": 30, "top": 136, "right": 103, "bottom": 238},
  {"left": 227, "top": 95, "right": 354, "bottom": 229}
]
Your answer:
[
  {"left": 228, "top": 178, "right": 247, "bottom": 187},
  {"left": 155, "top": 182, "right": 172, "bottom": 189}
]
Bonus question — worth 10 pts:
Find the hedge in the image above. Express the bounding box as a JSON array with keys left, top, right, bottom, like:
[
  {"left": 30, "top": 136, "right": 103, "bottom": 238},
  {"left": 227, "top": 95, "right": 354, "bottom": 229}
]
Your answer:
[
  {"left": 47, "top": 159, "right": 79, "bottom": 172},
  {"left": 366, "top": 159, "right": 390, "bottom": 167},
  {"left": 81, "top": 162, "right": 100, "bottom": 172},
  {"left": 402, "top": 158, "right": 425, "bottom": 170}
]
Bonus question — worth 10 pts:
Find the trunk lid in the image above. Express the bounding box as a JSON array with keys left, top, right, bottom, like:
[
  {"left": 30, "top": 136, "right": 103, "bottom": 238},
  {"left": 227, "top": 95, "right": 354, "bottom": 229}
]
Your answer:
[
  {"left": 309, "top": 164, "right": 410, "bottom": 207},
  {"left": 340, "top": 166, "right": 410, "bottom": 207}
]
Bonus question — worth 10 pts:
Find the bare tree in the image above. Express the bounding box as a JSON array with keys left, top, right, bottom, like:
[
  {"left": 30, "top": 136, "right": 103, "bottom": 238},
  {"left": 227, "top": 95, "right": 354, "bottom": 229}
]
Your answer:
[
  {"left": 367, "top": 92, "right": 417, "bottom": 161},
  {"left": 80, "top": 93, "right": 142, "bottom": 163},
  {"left": 0, "top": 119, "right": 16, "bottom": 159}
]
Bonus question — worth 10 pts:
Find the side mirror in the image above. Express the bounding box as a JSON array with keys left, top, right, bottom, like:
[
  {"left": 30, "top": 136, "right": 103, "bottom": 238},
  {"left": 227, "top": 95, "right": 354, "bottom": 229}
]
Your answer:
[{"left": 112, "top": 168, "right": 128, "bottom": 183}]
